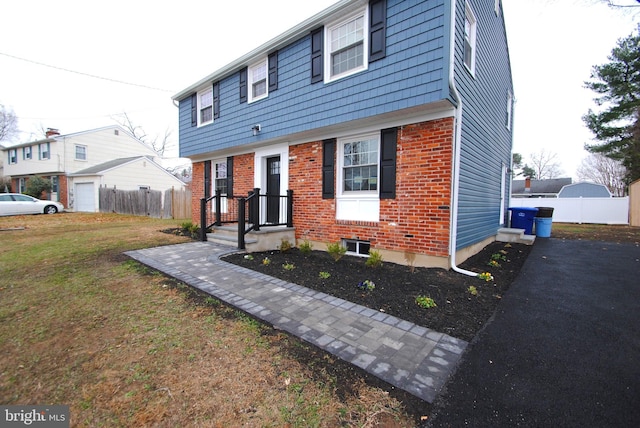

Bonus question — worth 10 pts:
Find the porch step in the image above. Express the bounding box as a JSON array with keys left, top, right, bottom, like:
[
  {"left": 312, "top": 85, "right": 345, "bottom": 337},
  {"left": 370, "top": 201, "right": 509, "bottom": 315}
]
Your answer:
[
  {"left": 207, "top": 225, "right": 295, "bottom": 252},
  {"left": 496, "top": 228, "right": 536, "bottom": 245}
]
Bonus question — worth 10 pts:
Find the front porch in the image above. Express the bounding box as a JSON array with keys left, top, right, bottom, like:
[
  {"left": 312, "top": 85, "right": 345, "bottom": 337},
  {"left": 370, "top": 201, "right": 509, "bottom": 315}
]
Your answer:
[{"left": 199, "top": 188, "right": 294, "bottom": 251}]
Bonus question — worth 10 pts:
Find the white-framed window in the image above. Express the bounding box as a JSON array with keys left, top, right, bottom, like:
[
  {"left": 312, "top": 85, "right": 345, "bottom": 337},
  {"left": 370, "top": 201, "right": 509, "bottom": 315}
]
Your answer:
[
  {"left": 340, "top": 135, "right": 379, "bottom": 194},
  {"left": 23, "top": 146, "right": 32, "bottom": 160},
  {"left": 8, "top": 149, "right": 17, "bottom": 164},
  {"left": 248, "top": 58, "right": 268, "bottom": 103},
  {"left": 75, "top": 145, "right": 87, "bottom": 161},
  {"left": 325, "top": 7, "right": 368, "bottom": 82},
  {"left": 343, "top": 238, "right": 371, "bottom": 257},
  {"left": 39, "top": 142, "right": 50, "bottom": 160},
  {"left": 464, "top": 2, "right": 477, "bottom": 75},
  {"left": 18, "top": 177, "right": 25, "bottom": 193},
  {"left": 197, "top": 87, "right": 214, "bottom": 126},
  {"left": 51, "top": 176, "right": 58, "bottom": 193},
  {"left": 506, "top": 90, "right": 513, "bottom": 130},
  {"left": 214, "top": 161, "right": 228, "bottom": 195}
]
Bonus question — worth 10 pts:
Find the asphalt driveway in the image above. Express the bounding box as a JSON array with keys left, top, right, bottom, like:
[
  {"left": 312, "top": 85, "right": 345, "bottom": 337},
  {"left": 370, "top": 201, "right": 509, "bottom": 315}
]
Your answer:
[{"left": 427, "top": 238, "right": 640, "bottom": 427}]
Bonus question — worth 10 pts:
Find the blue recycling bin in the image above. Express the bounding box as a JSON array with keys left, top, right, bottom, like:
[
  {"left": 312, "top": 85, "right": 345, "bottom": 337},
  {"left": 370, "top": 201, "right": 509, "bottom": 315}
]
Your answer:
[{"left": 508, "top": 207, "right": 538, "bottom": 235}]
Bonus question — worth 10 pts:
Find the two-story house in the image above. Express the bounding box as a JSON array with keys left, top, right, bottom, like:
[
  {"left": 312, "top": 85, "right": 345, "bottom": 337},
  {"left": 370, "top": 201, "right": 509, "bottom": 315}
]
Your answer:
[
  {"left": 173, "top": 0, "right": 514, "bottom": 269},
  {"left": 2, "top": 126, "right": 185, "bottom": 212}
]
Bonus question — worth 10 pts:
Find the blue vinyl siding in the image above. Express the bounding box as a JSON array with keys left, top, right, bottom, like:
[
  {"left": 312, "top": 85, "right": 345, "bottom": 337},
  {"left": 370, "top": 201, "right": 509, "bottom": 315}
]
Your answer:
[
  {"left": 178, "top": 0, "right": 449, "bottom": 158},
  {"left": 454, "top": 0, "right": 514, "bottom": 249}
]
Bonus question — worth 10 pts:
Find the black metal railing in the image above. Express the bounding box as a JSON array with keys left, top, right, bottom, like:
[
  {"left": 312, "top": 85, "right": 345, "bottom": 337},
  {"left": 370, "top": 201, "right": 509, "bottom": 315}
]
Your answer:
[{"left": 200, "top": 188, "right": 293, "bottom": 249}]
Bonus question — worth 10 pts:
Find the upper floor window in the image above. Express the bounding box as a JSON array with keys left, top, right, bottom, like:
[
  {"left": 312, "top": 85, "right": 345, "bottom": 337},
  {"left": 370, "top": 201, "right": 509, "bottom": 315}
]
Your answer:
[
  {"left": 8, "top": 149, "right": 17, "bottom": 164},
  {"left": 39, "top": 142, "right": 50, "bottom": 160},
  {"left": 248, "top": 59, "right": 268, "bottom": 103},
  {"left": 464, "top": 3, "right": 477, "bottom": 75},
  {"left": 326, "top": 8, "right": 368, "bottom": 82},
  {"left": 75, "top": 145, "right": 87, "bottom": 161},
  {"left": 23, "top": 146, "right": 33, "bottom": 160},
  {"left": 341, "top": 134, "right": 379, "bottom": 193},
  {"left": 198, "top": 87, "right": 213, "bottom": 126}
]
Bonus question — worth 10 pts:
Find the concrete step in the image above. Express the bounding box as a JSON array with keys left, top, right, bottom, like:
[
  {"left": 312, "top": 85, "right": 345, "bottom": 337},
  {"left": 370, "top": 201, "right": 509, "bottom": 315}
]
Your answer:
[
  {"left": 496, "top": 227, "right": 536, "bottom": 245},
  {"left": 207, "top": 225, "right": 295, "bottom": 252}
]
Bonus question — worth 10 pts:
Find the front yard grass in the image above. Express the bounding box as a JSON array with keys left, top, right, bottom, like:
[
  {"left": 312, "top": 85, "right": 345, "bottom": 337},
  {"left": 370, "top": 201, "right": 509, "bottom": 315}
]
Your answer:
[{"left": 0, "top": 213, "right": 415, "bottom": 427}]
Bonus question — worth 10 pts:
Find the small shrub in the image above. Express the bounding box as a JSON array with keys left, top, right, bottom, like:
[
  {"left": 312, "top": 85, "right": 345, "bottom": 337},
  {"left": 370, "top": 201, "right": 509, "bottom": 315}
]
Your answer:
[
  {"left": 357, "top": 279, "right": 376, "bottom": 291},
  {"left": 319, "top": 271, "right": 331, "bottom": 279},
  {"left": 24, "top": 175, "right": 52, "bottom": 198},
  {"left": 491, "top": 252, "right": 507, "bottom": 262},
  {"left": 468, "top": 286, "right": 478, "bottom": 296},
  {"left": 243, "top": 254, "right": 254, "bottom": 261},
  {"left": 282, "top": 262, "right": 295, "bottom": 271},
  {"left": 365, "top": 250, "right": 383, "bottom": 268},
  {"left": 327, "top": 242, "right": 347, "bottom": 262},
  {"left": 278, "top": 239, "right": 293, "bottom": 253},
  {"left": 262, "top": 257, "right": 271, "bottom": 266},
  {"left": 478, "top": 272, "right": 494, "bottom": 282},
  {"left": 416, "top": 295, "right": 437, "bottom": 309},
  {"left": 487, "top": 259, "right": 501, "bottom": 268},
  {"left": 299, "top": 239, "right": 313, "bottom": 255}
]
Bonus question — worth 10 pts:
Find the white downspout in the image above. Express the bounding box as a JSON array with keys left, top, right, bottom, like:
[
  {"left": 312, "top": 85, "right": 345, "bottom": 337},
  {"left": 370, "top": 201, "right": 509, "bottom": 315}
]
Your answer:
[{"left": 448, "top": 0, "right": 477, "bottom": 277}]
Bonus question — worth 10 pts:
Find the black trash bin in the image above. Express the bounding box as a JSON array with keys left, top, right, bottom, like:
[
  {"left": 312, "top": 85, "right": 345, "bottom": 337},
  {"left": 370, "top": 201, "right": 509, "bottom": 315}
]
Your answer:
[{"left": 536, "top": 207, "right": 554, "bottom": 218}]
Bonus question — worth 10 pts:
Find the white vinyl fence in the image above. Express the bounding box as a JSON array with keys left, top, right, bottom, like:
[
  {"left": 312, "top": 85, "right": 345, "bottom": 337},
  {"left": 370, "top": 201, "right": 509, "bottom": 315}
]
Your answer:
[{"left": 509, "top": 197, "right": 629, "bottom": 225}]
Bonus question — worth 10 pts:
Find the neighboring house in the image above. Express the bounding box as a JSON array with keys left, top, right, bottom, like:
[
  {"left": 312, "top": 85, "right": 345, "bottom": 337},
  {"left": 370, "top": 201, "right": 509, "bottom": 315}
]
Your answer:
[
  {"left": 1, "top": 126, "right": 165, "bottom": 211},
  {"left": 558, "top": 182, "right": 612, "bottom": 198},
  {"left": 69, "top": 156, "right": 186, "bottom": 212},
  {"left": 172, "top": 0, "right": 514, "bottom": 269},
  {"left": 511, "top": 177, "right": 572, "bottom": 198}
]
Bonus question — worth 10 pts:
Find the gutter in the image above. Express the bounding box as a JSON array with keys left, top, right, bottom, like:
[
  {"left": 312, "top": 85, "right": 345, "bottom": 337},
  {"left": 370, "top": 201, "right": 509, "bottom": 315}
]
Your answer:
[{"left": 447, "top": 0, "right": 477, "bottom": 277}]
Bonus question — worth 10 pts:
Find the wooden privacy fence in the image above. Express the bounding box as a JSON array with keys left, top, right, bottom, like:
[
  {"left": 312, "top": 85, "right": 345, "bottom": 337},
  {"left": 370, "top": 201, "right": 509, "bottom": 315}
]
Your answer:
[{"left": 99, "top": 186, "right": 191, "bottom": 219}]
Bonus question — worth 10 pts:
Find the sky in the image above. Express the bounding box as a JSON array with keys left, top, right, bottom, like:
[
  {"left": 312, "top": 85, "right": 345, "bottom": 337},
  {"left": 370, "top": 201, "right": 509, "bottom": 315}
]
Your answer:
[{"left": 1, "top": 0, "right": 638, "bottom": 177}]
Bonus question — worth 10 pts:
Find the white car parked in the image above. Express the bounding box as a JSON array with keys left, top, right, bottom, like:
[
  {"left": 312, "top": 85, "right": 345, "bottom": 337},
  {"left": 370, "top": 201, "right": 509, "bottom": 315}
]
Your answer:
[{"left": 0, "top": 193, "right": 64, "bottom": 216}]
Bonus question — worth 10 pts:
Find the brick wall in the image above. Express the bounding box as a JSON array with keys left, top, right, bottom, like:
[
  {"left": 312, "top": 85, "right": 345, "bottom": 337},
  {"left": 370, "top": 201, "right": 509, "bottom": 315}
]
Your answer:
[{"left": 289, "top": 117, "right": 454, "bottom": 258}]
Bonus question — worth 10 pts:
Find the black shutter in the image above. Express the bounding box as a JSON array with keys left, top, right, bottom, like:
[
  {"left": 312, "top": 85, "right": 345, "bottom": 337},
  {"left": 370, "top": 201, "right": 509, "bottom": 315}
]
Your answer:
[
  {"left": 226, "top": 156, "right": 234, "bottom": 198},
  {"left": 322, "top": 138, "right": 336, "bottom": 199},
  {"left": 213, "top": 82, "right": 220, "bottom": 119},
  {"left": 190, "top": 94, "right": 197, "bottom": 126},
  {"left": 239, "top": 67, "right": 247, "bottom": 103},
  {"left": 369, "top": 0, "right": 387, "bottom": 62},
  {"left": 310, "top": 27, "right": 324, "bottom": 84},
  {"left": 268, "top": 51, "right": 278, "bottom": 92},
  {"left": 379, "top": 127, "right": 397, "bottom": 199},
  {"left": 204, "top": 160, "right": 212, "bottom": 199}
]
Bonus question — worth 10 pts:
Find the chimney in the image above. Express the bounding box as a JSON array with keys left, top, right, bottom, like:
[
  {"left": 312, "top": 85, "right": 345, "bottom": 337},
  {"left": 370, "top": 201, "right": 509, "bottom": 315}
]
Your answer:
[
  {"left": 45, "top": 128, "right": 60, "bottom": 138},
  {"left": 524, "top": 177, "right": 531, "bottom": 193}
]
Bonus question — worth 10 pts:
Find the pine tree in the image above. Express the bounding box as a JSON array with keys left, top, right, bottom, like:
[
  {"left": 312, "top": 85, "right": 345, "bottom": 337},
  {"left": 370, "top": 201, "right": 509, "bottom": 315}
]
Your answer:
[{"left": 583, "top": 27, "right": 640, "bottom": 183}]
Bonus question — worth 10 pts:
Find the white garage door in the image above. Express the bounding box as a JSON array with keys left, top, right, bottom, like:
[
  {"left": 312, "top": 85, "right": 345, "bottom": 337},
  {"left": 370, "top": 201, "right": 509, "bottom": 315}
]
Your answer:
[{"left": 75, "top": 183, "right": 95, "bottom": 212}]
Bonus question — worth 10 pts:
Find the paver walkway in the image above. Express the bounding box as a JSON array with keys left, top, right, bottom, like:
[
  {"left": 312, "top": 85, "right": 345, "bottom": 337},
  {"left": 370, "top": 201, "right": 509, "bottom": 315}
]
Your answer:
[{"left": 125, "top": 241, "right": 468, "bottom": 403}]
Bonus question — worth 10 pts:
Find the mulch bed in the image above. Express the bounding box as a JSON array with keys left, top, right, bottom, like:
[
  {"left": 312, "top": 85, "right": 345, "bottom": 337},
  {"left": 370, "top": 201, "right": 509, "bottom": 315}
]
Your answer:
[{"left": 222, "top": 241, "right": 532, "bottom": 342}]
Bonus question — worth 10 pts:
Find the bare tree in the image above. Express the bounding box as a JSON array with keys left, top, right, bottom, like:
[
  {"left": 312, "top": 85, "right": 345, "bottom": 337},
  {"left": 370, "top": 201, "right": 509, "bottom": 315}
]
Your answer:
[
  {"left": 528, "top": 149, "right": 564, "bottom": 179},
  {"left": 111, "top": 112, "right": 171, "bottom": 156},
  {"left": 577, "top": 153, "right": 628, "bottom": 196},
  {"left": 0, "top": 104, "right": 19, "bottom": 143}
]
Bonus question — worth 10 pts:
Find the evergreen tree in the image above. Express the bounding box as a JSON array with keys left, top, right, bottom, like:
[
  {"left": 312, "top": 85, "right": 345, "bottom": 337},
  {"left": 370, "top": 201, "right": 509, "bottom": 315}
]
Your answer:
[{"left": 583, "top": 27, "right": 640, "bottom": 182}]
